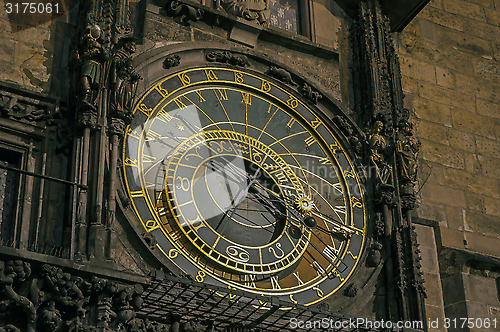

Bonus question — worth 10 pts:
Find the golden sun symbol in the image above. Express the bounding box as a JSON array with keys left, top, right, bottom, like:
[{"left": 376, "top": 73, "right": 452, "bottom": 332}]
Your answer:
[{"left": 295, "top": 195, "right": 315, "bottom": 215}]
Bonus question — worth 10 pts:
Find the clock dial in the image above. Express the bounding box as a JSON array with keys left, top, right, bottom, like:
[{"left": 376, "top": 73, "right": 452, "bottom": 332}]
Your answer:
[{"left": 123, "top": 67, "right": 366, "bottom": 305}]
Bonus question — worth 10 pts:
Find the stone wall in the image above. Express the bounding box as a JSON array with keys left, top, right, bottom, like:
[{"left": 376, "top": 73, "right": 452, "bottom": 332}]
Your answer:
[
  {"left": 396, "top": 0, "right": 500, "bottom": 329},
  {"left": 0, "top": 2, "right": 76, "bottom": 96}
]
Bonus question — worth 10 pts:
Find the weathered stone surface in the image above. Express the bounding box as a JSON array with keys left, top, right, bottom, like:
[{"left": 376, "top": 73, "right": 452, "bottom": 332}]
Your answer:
[
  {"left": 411, "top": 96, "right": 453, "bottom": 126},
  {"left": 422, "top": 183, "right": 467, "bottom": 206},
  {"left": 443, "top": 168, "right": 500, "bottom": 197},
  {"left": 465, "top": 193, "right": 485, "bottom": 212},
  {"left": 417, "top": 120, "right": 449, "bottom": 143},
  {"left": 447, "top": 129, "right": 476, "bottom": 152},
  {"left": 465, "top": 210, "right": 500, "bottom": 236},
  {"left": 477, "top": 155, "right": 500, "bottom": 178},
  {"left": 419, "top": 82, "right": 476, "bottom": 110},
  {"left": 421, "top": 139, "right": 465, "bottom": 169},
  {"left": 435, "top": 25, "right": 492, "bottom": 56},
  {"left": 463, "top": 274, "right": 500, "bottom": 306},
  {"left": 475, "top": 136, "right": 500, "bottom": 156},
  {"left": 476, "top": 98, "right": 500, "bottom": 119},
  {"left": 444, "top": 0, "right": 487, "bottom": 21},
  {"left": 451, "top": 109, "right": 498, "bottom": 138},
  {"left": 400, "top": 55, "right": 437, "bottom": 83},
  {"left": 463, "top": 231, "right": 500, "bottom": 257},
  {"left": 483, "top": 196, "right": 500, "bottom": 217}
]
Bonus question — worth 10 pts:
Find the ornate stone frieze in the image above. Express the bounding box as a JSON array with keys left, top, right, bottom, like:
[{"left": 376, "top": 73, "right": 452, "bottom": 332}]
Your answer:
[{"left": 205, "top": 51, "right": 250, "bottom": 67}]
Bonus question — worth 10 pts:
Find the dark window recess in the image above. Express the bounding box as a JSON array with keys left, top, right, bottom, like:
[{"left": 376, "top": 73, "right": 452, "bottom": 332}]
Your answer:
[
  {"left": 0, "top": 149, "right": 21, "bottom": 245},
  {"left": 269, "top": 0, "right": 300, "bottom": 33}
]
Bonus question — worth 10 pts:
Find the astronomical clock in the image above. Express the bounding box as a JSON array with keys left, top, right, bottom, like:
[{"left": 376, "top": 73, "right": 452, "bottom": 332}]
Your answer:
[{"left": 122, "top": 50, "right": 367, "bottom": 306}]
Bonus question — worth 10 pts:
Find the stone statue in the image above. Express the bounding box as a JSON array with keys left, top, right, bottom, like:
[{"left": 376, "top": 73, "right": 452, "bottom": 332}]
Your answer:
[
  {"left": 220, "top": 0, "right": 270, "bottom": 24},
  {"left": 75, "top": 25, "right": 108, "bottom": 108},
  {"left": 110, "top": 36, "right": 143, "bottom": 120},
  {"left": 368, "top": 121, "right": 386, "bottom": 166},
  {"left": 396, "top": 121, "right": 420, "bottom": 186}
]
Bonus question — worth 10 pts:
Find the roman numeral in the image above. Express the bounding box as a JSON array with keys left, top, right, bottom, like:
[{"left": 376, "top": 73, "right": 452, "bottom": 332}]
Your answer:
[
  {"left": 214, "top": 88, "right": 228, "bottom": 100},
  {"left": 241, "top": 92, "right": 251, "bottom": 105},
  {"left": 304, "top": 136, "right": 316, "bottom": 146},
  {"left": 270, "top": 276, "right": 281, "bottom": 290}
]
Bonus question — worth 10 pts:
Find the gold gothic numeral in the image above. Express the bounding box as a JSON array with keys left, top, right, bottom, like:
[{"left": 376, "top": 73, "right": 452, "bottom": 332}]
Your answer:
[
  {"left": 286, "top": 95, "right": 299, "bottom": 109},
  {"left": 178, "top": 72, "right": 191, "bottom": 86},
  {"left": 310, "top": 118, "right": 321, "bottom": 129},
  {"left": 261, "top": 80, "right": 271, "bottom": 92},
  {"left": 313, "top": 285, "right": 324, "bottom": 297},
  {"left": 205, "top": 69, "right": 218, "bottom": 81},
  {"left": 126, "top": 127, "right": 141, "bottom": 140},
  {"left": 351, "top": 196, "right": 363, "bottom": 209},
  {"left": 154, "top": 83, "right": 169, "bottom": 97},
  {"left": 293, "top": 272, "right": 305, "bottom": 286},
  {"left": 234, "top": 71, "right": 244, "bottom": 83},
  {"left": 286, "top": 118, "right": 296, "bottom": 128},
  {"left": 138, "top": 103, "right": 152, "bottom": 116}
]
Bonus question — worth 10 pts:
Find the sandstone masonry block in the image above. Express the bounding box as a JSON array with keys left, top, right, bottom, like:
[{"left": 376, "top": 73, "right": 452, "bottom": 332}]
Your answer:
[
  {"left": 435, "top": 66, "right": 455, "bottom": 89},
  {"left": 484, "top": 196, "right": 500, "bottom": 217},
  {"left": 443, "top": 168, "right": 500, "bottom": 197},
  {"left": 444, "top": 0, "right": 487, "bottom": 21},
  {"left": 412, "top": 96, "right": 453, "bottom": 126},
  {"left": 419, "top": 82, "right": 476, "bottom": 110},
  {"left": 421, "top": 139, "right": 465, "bottom": 168},
  {"left": 465, "top": 193, "right": 485, "bottom": 212},
  {"left": 452, "top": 109, "right": 497, "bottom": 138},
  {"left": 475, "top": 136, "right": 500, "bottom": 156},
  {"left": 476, "top": 98, "right": 500, "bottom": 119},
  {"left": 400, "top": 56, "right": 437, "bottom": 83},
  {"left": 422, "top": 183, "right": 467, "bottom": 206},
  {"left": 465, "top": 210, "right": 500, "bottom": 236},
  {"left": 435, "top": 25, "right": 492, "bottom": 57},
  {"left": 447, "top": 129, "right": 476, "bottom": 152},
  {"left": 419, "top": 7, "right": 464, "bottom": 31},
  {"left": 417, "top": 120, "right": 449, "bottom": 143},
  {"left": 477, "top": 155, "right": 500, "bottom": 178}
]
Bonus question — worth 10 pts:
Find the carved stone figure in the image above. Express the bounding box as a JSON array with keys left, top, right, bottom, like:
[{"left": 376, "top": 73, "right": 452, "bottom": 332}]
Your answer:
[
  {"left": 206, "top": 51, "right": 250, "bottom": 67},
  {"left": 110, "top": 37, "right": 143, "bottom": 121},
  {"left": 265, "top": 66, "right": 296, "bottom": 85},
  {"left": 299, "top": 83, "right": 322, "bottom": 104},
  {"left": 396, "top": 121, "right": 420, "bottom": 186},
  {"left": 163, "top": 54, "right": 181, "bottom": 69},
  {"left": 220, "top": 0, "right": 270, "bottom": 24},
  {"left": 76, "top": 25, "right": 108, "bottom": 108},
  {"left": 37, "top": 301, "right": 63, "bottom": 332},
  {"left": 368, "top": 121, "right": 386, "bottom": 167}
]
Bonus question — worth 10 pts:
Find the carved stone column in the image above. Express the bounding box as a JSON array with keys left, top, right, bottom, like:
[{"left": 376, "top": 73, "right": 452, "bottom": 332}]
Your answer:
[{"left": 350, "top": 0, "right": 426, "bottom": 323}]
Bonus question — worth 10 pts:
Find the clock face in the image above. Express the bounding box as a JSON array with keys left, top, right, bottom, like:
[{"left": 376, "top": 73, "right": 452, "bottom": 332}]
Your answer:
[{"left": 123, "top": 66, "right": 366, "bottom": 306}]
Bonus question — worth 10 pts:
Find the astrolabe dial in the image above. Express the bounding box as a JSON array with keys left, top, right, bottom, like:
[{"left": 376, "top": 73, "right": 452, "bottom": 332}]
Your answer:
[{"left": 123, "top": 66, "right": 366, "bottom": 305}]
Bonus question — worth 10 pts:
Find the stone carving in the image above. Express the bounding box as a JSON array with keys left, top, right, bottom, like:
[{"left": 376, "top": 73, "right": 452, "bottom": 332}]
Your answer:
[
  {"left": 368, "top": 121, "right": 386, "bottom": 167},
  {"left": 109, "top": 36, "right": 143, "bottom": 124},
  {"left": 299, "top": 83, "right": 322, "bottom": 104},
  {"left": 0, "top": 93, "right": 55, "bottom": 124},
  {"left": 206, "top": 51, "right": 250, "bottom": 67},
  {"left": 265, "top": 66, "right": 296, "bottom": 86},
  {"left": 75, "top": 25, "right": 108, "bottom": 110},
  {"left": 0, "top": 259, "right": 151, "bottom": 331},
  {"left": 164, "top": 0, "right": 204, "bottom": 25},
  {"left": 367, "top": 242, "right": 383, "bottom": 267},
  {"left": 163, "top": 54, "right": 181, "bottom": 69},
  {"left": 343, "top": 283, "right": 358, "bottom": 297},
  {"left": 396, "top": 121, "right": 420, "bottom": 191},
  {"left": 219, "top": 0, "right": 270, "bottom": 24}
]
